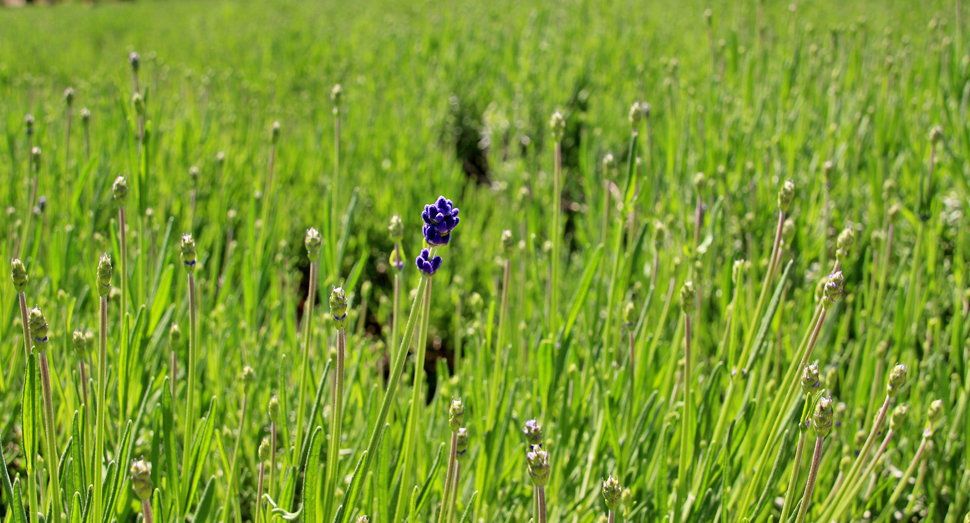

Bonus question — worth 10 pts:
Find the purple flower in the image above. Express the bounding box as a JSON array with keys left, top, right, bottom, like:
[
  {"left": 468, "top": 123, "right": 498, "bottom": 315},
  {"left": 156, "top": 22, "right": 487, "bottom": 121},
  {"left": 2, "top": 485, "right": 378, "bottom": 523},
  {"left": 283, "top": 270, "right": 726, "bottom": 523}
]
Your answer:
[
  {"left": 415, "top": 249, "right": 442, "bottom": 276},
  {"left": 421, "top": 196, "right": 460, "bottom": 246}
]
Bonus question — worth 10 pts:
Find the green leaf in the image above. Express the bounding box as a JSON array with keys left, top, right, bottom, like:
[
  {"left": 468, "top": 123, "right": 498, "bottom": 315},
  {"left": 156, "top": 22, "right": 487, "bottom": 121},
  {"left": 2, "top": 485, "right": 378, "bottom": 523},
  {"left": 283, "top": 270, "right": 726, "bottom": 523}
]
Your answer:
[
  {"left": 457, "top": 491, "right": 478, "bottom": 523},
  {"left": 0, "top": 434, "right": 27, "bottom": 523},
  {"left": 192, "top": 477, "right": 217, "bottom": 523},
  {"left": 414, "top": 444, "right": 444, "bottom": 515},
  {"left": 71, "top": 411, "right": 86, "bottom": 499},
  {"left": 183, "top": 398, "right": 218, "bottom": 511},
  {"left": 563, "top": 244, "right": 604, "bottom": 341},
  {"left": 303, "top": 427, "right": 324, "bottom": 523},
  {"left": 22, "top": 354, "right": 40, "bottom": 476}
]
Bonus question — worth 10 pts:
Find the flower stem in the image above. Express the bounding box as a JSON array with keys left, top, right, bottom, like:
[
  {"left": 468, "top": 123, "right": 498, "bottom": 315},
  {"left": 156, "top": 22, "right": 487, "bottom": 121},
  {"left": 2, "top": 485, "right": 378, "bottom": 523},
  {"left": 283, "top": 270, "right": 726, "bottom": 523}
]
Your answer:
[
  {"left": 39, "top": 351, "right": 62, "bottom": 523},
  {"left": 780, "top": 428, "right": 806, "bottom": 523},
  {"left": 295, "top": 261, "right": 317, "bottom": 462},
  {"left": 331, "top": 110, "right": 341, "bottom": 275},
  {"left": 255, "top": 462, "right": 266, "bottom": 523},
  {"left": 93, "top": 295, "right": 108, "bottom": 523},
  {"left": 323, "top": 327, "right": 346, "bottom": 522},
  {"left": 436, "top": 431, "right": 458, "bottom": 523},
  {"left": 886, "top": 435, "right": 928, "bottom": 508},
  {"left": 677, "top": 311, "right": 693, "bottom": 521},
  {"left": 488, "top": 257, "right": 512, "bottom": 424},
  {"left": 220, "top": 392, "right": 249, "bottom": 523},
  {"left": 141, "top": 499, "right": 153, "bottom": 523},
  {"left": 607, "top": 510, "right": 616, "bottom": 523},
  {"left": 549, "top": 140, "right": 562, "bottom": 340},
  {"left": 18, "top": 292, "right": 30, "bottom": 360},
  {"left": 269, "top": 422, "right": 277, "bottom": 498},
  {"left": 793, "top": 435, "right": 825, "bottom": 523},
  {"left": 537, "top": 485, "right": 547, "bottom": 523},
  {"left": 181, "top": 272, "right": 198, "bottom": 517},
  {"left": 119, "top": 206, "right": 128, "bottom": 328}
]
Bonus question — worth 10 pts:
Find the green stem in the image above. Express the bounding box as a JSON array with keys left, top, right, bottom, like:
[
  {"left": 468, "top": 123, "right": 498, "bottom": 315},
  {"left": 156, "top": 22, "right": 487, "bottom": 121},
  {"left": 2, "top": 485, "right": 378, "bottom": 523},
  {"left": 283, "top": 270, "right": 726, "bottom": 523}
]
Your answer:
[
  {"left": 331, "top": 111, "right": 341, "bottom": 277},
  {"left": 295, "top": 261, "right": 318, "bottom": 463},
  {"left": 394, "top": 277, "right": 434, "bottom": 522},
  {"left": 18, "top": 293, "right": 31, "bottom": 362},
  {"left": 39, "top": 352, "right": 61, "bottom": 523},
  {"left": 181, "top": 273, "right": 198, "bottom": 517},
  {"left": 537, "top": 485, "right": 547, "bottom": 523},
  {"left": 324, "top": 328, "right": 346, "bottom": 521},
  {"left": 549, "top": 140, "right": 562, "bottom": 340},
  {"left": 119, "top": 206, "right": 128, "bottom": 333},
  {"left": 793, "top": 436, "right": 825, "bottom": 523},
  {"left": 677, "top": 312, "right": 693, "bottom": 521},
  {"left": 488, "top": 258, "right": 512, "bottom": 425},
  {"left": 93, "top": 296, "right": 108, "bottom": 523},
  {"left": 141, "top": 499, "right": 154, "bottom": 523},
  {"left": 436, "top": 432, "right": 458, "bottom": 523},
  {"left": 885, "top": 435, "right": 928, "bottom": 509},
  {"left": 780, "top": 428, "right": 807, "bottom": 523},
  {"left": 736, "top": 211, "right": 785, "bottom": 369},
  {"left": 220, "top": 393, "right": 249, "bottom": 523}
]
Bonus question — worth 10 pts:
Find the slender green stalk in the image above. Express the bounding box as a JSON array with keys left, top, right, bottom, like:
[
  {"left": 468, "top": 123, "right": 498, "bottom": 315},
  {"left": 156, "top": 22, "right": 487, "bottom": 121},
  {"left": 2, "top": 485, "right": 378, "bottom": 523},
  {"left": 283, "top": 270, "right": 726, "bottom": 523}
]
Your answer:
[
  {"left": 391, "top": 267, "right": 402, "bottom": 372},
  {"left": 736, "top": 210, "right": 785, "bottom": 368},
  {"left": 779, "top": 426, "right": 807, "bottom": 523},
  {"left": 323, "top": 326, "right": 347, "bottom": 522},
  {"left": 549, "top": 138, "right": 562, "bottom": 340},
  {"left": 255, "top": 461, "right": 266, "bottom": 523},
  {"left": 18, "top": 293, "right": 31, "bottom": 361},
  {"left": 603, "top": 130, "right": 638, "bottom": 359},
  {"left": 793, "top": 435, "right": 825, "bottom": 523},
  {"left": 93, "top": 294, "right": 108, "bottom": 523},
  {"left": 39, "top": 351, "right": 62, "bottom": 523},
  {"left": 488, "top": 257, "right": 512, "bottom": 423},
  {"left": 885, "top": 435, "right": 928, "bottom": 509},
  {"left": 119, "top": 206, "right": 128, "bottom": 327},
  {"left": 141, "top": 499, "right": 154, "bottom": 523},
  {"left": 536, "top": 486, "right": 547, "bottom": 523},
  {"left": 331, "top": 89, "right": 341, "bottom": 276},
  {"left": 181, "top": 272, "right": 199, "bottom": 511},
  {"left": 676, "top": 301, "right": 693, "bottom": 521},
  {"left": 220, "top": 390, "right": 249, "bottom": 523},
  {"left": 394, "top": 277, "right": 434, "bottom": 522},
  {"left": 295, "top": 260, "right": 317, "bottom": 462},
  {"left": 437, "top": 431, "right": 458, "bottom": 523}
]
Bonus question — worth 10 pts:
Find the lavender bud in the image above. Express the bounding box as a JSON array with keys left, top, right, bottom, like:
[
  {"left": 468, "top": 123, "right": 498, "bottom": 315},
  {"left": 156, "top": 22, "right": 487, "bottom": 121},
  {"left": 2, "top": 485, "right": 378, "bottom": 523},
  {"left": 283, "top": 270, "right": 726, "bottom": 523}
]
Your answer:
[
  {"left": 800, "top": 362, "right": 820, "bottom": 393},
  {"left": 680, "top": 281, "right": 695, "bottom": 312},
  {"left": 25, "top": 114, "right": 35, "bottom": 135},
  {"left": 271, "top": 121, "right": 281, "bottom": 144},
  {"left": 523, "top": 419, "right": 543, "bottom": 445},
  {"left": 781, "top": 218, "right": 795, "bottom": 245},
  {"left": 821, "top": 271, "right": 844, "bottom": 309},
  {"left": 331, "top": 84, "right": 342, "bottom": 105},
  {"left": 31, "top": 147, "right": 41, "bottom": 169},
  {"left": 132, "top": 92, "right": 145, "bottom": 116},
  {"left": 81, "top": 108, "right": 91, "bottom": 125},
  {"left": 113, "top": 176, "right": 128, "bottom": 203},
  {"left": 180, "top": 234, "right": 197, "bottom": 273},
  {"left": 129, "top": 52, "right": 141, "bottom": 72},
  {"left": 28, "top": 306, "right": 49, "bottom": 349},
  {"left": 887, "top": 363, "right": 907, "bottom": 397},
  {"left": 455, "top": 428, "right": 469, "bottom": 459},
  {"left": 890, "top": 404, "right": 908, "bottom": 430},
  {"left": 169, "top": 323, "right": 181, "bottom": 347},
  {"left": 928, "top": 125, "right": 943, "bottom": 144},
  {"left": 242, "top": 366, "right": 255, "bottom": 384},
  {"left": 421, "top": 196, "right": 460, "bottom": 246},
  {"left": 501, "top": 230, "right": 514, "bottom": 256},
  {"left": 526, "top": 445, "right": 550, "bottom": 486},
  {"left": 602, "top": 153, "right": 615, "bottom": 171},
  {"left": 129, "top": 458, "right": 152, "bottom": 501},
  {"left": 415, "top": 248, "right": 443, "bottom": 277},
  {"left": 268, "top": 395, "right": 281, "bottom": 423},
  {"left": 72, "top": 329, "right": 88, "bottom": 356},
  {"left": 777, "top": 179, "right": 795, "bottom": 212},
  {"left": 388, "top": 215, "right": 404, "bottom": 241},
  {"left": 550, "top": 111, "right": 565, "bottom": 141},
  {"left": 623, "top": 301, "right": 636, "bottom": 326},
  {"left": 10, "top": 258, "right": 28, "bottom": 292},
  {"left": 216, "top": 151, "right": 226, "bottom": 165},
  {"left": 836, "top": 226, "right": 855, "bottom": 262},
  {"left": 602, "top": 476, "right": 622, "bottom": 511},
  {"left": 305, "top": 227, "right": 322, "bottom": 262},
  {"left": 449, "top": 398, "right": 464, "bottom": 431},
  {"left": 64, "top": 87, "right": 75, "bottom": 107},
  {"left": 97, "top": 253, "right": 113, "bottom": 297},
  {"left": 693, "top": 171, "right": 706, "bottom": 189},
  {"left": 653, "top": 221, "right": 666, "bottom": 246},
  {"left": 355, "top": 518, "right": 369, "bottom": 523},
  {"left": 330, "top": 286, "right": 348, "bottom": 330},
  {"left": 927, "top": 399, "right": 943, "bottom": 424},
  {"left": 628, "top": 102, "right": 642, "bottom": 127},
  {"left": 812, "top": 396, "right": 834, "bottom": 437}
]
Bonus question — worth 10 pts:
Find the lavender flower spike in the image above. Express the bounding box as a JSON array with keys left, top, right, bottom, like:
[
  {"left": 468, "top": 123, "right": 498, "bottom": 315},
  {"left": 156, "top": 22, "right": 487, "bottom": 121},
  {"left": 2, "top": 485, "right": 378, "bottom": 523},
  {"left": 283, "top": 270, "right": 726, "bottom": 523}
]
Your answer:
[
  {"left": 421, "top": 196, "right": 460, "bottom": 246},
  {"left": 415, "top": 248, "right": 442, "bottom": 276}
]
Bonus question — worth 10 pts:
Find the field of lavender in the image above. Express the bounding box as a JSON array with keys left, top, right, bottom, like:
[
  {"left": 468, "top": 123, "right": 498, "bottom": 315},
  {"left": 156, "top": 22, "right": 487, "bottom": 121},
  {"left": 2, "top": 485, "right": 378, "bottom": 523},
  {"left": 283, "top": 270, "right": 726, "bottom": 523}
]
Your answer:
[{"left": 1, "top": 0, "right": 968, "bottom": 522}]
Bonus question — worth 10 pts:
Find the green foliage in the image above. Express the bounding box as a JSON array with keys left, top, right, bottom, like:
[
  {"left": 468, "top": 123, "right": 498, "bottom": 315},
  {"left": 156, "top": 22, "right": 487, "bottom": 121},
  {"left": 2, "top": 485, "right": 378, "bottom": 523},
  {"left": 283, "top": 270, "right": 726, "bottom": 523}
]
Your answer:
[{"left": 0, "top": 0, "right": 968, "bottom": 522}]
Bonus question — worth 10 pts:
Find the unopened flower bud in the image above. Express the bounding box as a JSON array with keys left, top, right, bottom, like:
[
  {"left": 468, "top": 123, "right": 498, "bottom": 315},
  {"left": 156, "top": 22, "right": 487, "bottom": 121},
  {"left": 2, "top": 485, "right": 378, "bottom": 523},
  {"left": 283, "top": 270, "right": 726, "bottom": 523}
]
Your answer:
[
  {"left": 455, "top": 428, "right": 469, "bottom": 459},
  {"left": 821, "top": 271, "right": 844, "bottom": 309},
  {"left": 242, "top": 366, "right": 255, "bottom": 384},
  {"left": 777, "top": 180, "right": 795, "bottom": 212},
  {"left": 628, "top": 101, "right": 642, "bottom": 127},
  {"left": 81, "top": 108, "right": 91, "bottom": 125},
  {"left": 331, "top": 84, "right": 342, "bottom": 105},
  {"left": 887, "top": 363, "right": 907, "bottom": 397},
  {"left": 305, "top": 228, "right": 322, "bottom": 262},
  {"left": 550, "top": 111, "right": 565, "bottom": 142},
  {"left": 97, "top": 253, "right": 113, "bottom": 297},
  {"left": 169, "top": 323, "right": 181, "bottom": 348},
  {"left": 129, "top": 458, "right": 152, "bottom": 501},
  {"left": 113, "top": 176, "right": 128, "bottom": 203},
  {"left": 216, "top": 151, "right": 226, "bottom": 165},
  {"left": 258, "top": 437, "right": 271, "bottom": 462},
  {"left": 72, "top": 329, "right": 88, "bottom": 356},
  {"left": 523, "top": 419, "right": 543, "bottom": 445},
  {"left": 781, "top": 218, "right": 795, "bottom": 245},
  {"left": 449, "top": 397, "right": 464, "bottom": 431},
  {"left": 602, "top": 476, "right": 622, "bottom": 511},
  {"left": 526, "top": 445, "right": 550, "bottom": 486},
  {"left": 355, "top": 518, "right": 369, "bottom": 523},
  {"left": 693, "top": 172, "right": 706, "bottom": 189},
  {"left": 132, "top": 92, "right": 145, "bottom": 116},
  {"left": 501, "top": 229, "right": 514, "bottom": 256},
  {"left": 180, "top": 234, "right": 197, "bottom": 273},
  {"left": 271, "top": 121, "right": 281, "bottom": 144},
  {"left": 890, "top": 404, "right": 908, "bottom": 430},
  {"left": 129, "top": 52, "right": 141, "bottom": 72},
  {"left": 623, "top": 301, "right": 636, "bottom": 326},
  {"left": 268, "top": 395, "right": 281, "bottom": 424},
  {"left": 927, "top": 399, "right": 943, "bottom": 424},
  {"left": 31, "top": 147, "right": 41, "bottom": 169},
  {"left": 928, "top": 125, "right": 943, "bottom": 144},
  {"left": 836, "top": 226, "right": 855, "bottom": 262},
  {"left": 25, "top": 114, "right": 35, "bottom": 135},
  {"left": 800, "top": 362, "right": 820, "bottom": 393},
  {"left": 388, "top": 215, "right": 404, "bottom": 241},
  {"left": 602, "top": 153, "right": 615, "bottom": 171},
  {"left": 330, "top": 286, "right": 348, "bottom": 330},
  {"left": 813, "top": 396, "right": 834, "bottom": 437},
  {"left": 64, "top": 87, "right": 75, "bottom": 107},
  {"left": 11, "top": 258, "right": 28, "bottom": 292},
  {"left": 28, "top": 306, "right": 49, "bottom": 349},
  {"left": 680, "top": 281, "right": 695, "bottom": 312}
]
